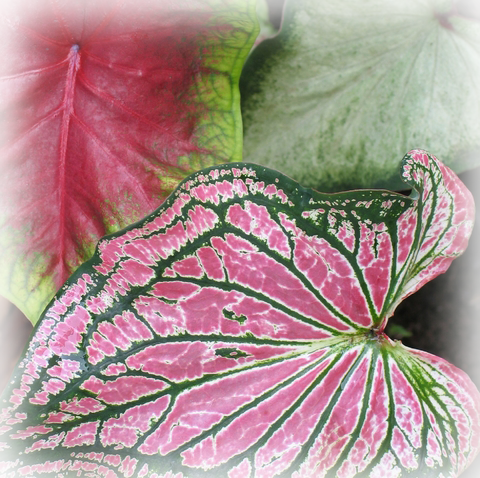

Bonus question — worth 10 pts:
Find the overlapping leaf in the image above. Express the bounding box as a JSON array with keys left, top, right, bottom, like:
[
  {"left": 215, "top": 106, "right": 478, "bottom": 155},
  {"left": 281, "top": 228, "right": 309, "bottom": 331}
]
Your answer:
[
  {"left": 0, "top": 0, "right": 258, "bottom": 323},
  {"left": 0, "top": 150, "right": 479, "bottom": 477},
  {"left": 241, "top": 0, "right": 480, "bottom": 193}
]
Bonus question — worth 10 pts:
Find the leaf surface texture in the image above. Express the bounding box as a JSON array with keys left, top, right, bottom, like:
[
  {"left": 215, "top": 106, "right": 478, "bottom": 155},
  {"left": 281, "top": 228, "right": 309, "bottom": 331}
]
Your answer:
[{"left": 0, "top": 150, "right": 479, "bottom": 477}]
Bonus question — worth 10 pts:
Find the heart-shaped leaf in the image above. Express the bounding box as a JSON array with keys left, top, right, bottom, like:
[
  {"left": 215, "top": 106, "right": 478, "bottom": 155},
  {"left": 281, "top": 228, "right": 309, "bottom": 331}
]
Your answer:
[
  {"left": 0, "top": 150, "right": 479, "bottom": 477},
  {"left": 241, "top": 0, "right": 480, "bottom": 193},
  {"left": 0, "top": 0, "right": 258, "bottom": 323}
]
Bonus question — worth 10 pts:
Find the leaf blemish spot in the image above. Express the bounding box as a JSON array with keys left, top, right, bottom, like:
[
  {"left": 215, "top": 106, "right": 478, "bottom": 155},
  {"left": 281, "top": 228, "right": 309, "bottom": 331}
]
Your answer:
[{"left": 434, "top": 10, "right": 454, "bottom": 30}]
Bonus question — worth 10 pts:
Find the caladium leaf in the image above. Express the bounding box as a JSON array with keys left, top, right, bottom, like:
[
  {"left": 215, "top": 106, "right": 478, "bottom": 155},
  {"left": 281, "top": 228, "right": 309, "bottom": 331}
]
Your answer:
[
  {"left": 0, "top": 150, "right": 479, "bottom": 477},
  {"left": 241, "top": 0, "right": 480, "bottom": 193},
  {"left": 0, "top": 0, "right": 258, "bottom": 324}
]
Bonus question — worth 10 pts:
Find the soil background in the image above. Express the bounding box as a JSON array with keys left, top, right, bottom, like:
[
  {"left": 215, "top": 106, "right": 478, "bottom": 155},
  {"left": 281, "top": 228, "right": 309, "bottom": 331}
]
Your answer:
[{"left": 1, "top": 0, "right": 480, "bottom": 475}]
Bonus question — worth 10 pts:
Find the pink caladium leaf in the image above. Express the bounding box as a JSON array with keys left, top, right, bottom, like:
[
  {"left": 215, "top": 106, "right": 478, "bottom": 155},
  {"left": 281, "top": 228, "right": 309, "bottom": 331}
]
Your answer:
[
  {"left": 0, "top": 150, "right": 479, "bottom": 477},
  {"left": 0, "top": 0, "right": 258, "bottom": 323}
]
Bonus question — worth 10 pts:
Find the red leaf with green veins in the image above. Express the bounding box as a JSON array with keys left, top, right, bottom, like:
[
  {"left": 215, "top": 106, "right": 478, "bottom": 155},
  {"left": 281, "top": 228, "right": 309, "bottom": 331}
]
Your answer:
[
  {"left": 1, "top": 150, "right": 479, "bottom": 477},
  {"left": 0, "top": 0, "right": 258, "bottom": 323}
]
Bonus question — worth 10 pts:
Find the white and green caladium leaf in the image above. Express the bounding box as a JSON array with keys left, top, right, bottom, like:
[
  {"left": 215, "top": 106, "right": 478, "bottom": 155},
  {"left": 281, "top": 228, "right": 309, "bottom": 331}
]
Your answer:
[
  {"left": 0, "top": 150, "right": 479, "bottom": 477},
  {"left": 241, "top": 0, "right": 480, "bottom": 192}
]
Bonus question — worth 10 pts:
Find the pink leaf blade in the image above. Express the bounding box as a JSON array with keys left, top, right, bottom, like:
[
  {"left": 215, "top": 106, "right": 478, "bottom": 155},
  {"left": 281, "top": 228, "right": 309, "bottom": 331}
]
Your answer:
[
  {"left": 0, "top": 153, "right": 479, "bottom": 476},
  {"left": 378, "top": 150, "right": 475, "bottom": 325}
]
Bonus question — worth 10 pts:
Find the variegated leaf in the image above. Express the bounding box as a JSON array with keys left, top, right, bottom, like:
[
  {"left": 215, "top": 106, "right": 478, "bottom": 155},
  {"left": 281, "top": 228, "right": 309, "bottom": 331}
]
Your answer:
[
  {"left": 0, "top": 150, "right": 478, "bottom": 477},
  {"left": 241, "top": 0, "right": 480, "bottom": 193},
  {"left": 0, "top": 0, "right": 258, "bottom": 324}
]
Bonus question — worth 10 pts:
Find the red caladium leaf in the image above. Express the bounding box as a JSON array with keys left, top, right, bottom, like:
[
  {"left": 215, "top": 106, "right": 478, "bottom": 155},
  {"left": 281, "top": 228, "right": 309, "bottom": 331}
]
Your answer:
[
  {"left": 0, "top": 0, "right": 258, "bottom": 323},
  {"left": 0, "top": 150, "right": 479, "bottom": 477}
]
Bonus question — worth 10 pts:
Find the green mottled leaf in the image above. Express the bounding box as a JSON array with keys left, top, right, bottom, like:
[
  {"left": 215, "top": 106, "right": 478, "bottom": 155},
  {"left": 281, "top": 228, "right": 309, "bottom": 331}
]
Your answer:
[{"left": 241, "top": 0, "right": 480, "bottom": 192}]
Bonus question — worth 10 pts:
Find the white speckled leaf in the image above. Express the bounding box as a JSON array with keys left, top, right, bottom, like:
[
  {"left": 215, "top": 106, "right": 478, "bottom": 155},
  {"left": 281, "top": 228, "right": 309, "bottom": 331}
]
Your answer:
[{"left": 241, "top": 0, "right": 480, "bottom": 192}]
